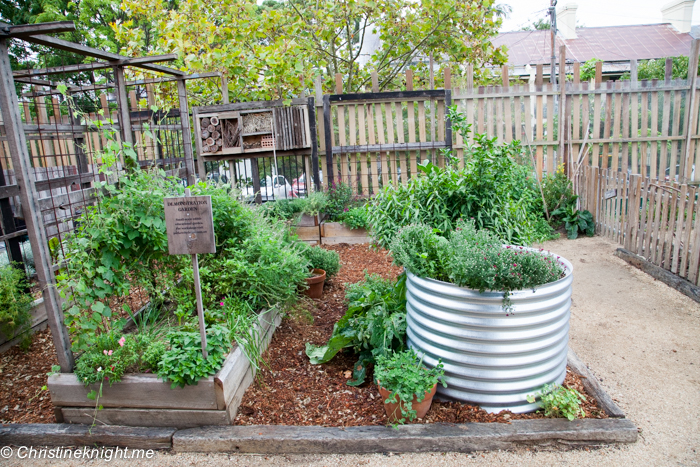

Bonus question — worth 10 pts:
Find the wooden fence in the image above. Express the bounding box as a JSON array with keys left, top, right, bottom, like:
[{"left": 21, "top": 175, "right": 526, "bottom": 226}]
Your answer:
[
  {"left": 580, "top": 165, "right": 700, "bottom": 286},
  {"left": 312, "top": 40, "right": 700, "bottom": 194}
]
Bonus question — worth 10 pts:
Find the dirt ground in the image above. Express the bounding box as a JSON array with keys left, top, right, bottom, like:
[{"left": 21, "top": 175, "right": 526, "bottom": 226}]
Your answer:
[{"left": 4, "top": 236, "right": 699, "bottom": 466}]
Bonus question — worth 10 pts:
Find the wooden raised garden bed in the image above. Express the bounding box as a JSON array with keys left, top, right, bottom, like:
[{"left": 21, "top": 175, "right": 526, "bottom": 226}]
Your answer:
[
  {"left": 47, "top": 307, "right": 281, "bottom": 428},
  {"left": 0, "top": 298, "right": 47, "bottom": 353},
  {"left": 320, "top": 221, "right": 370, "bottom": 245}
]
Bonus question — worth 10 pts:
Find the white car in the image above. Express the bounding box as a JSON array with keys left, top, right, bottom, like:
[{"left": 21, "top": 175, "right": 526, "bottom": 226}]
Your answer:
[{"left": 242, "top": 175, "right": 294, "bottom": 201}]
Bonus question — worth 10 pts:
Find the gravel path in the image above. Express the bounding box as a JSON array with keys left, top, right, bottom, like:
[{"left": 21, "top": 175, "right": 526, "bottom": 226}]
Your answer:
[{"left": 6, "top": 236, "right": 699, "bottom": 466}]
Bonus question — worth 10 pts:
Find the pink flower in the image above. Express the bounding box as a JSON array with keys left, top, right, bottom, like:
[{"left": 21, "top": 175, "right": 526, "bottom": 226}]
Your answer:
[
  {"left": 103, "top": 350, "right": 113, "bottom": 356},
  {"left": 220, "top": 302, "right": 224, "bottom": 306},
  {"left": 118, "top": 337, "right": 126, "bottom": 347}
]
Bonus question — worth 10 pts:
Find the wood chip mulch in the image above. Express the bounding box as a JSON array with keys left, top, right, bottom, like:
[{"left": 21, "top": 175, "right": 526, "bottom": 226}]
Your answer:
[
  {"left": 234, "top": 243, "right": 607, "bottom": 427},
  {"left": 0, "top": 244, "right": 606, "bottom": 426},
  {"left": 0, "top": 328, "right": 58, "bottom": 424}
]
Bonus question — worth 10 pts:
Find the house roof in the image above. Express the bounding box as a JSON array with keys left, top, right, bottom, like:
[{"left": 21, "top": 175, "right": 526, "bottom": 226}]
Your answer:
[{"left": 494, "top": 23, "right": 693, "bottom": 66}]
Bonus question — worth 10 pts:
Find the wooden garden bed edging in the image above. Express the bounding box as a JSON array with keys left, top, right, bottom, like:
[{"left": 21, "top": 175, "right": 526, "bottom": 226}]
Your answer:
[
  {"left": 320, "top": 222, "right": 371, "bottom": 245},
  {"left": 47, "top": 307, "right": 281, "bottom": 428},
  {"left": 0, "top": 298, "right": 47, "bottom": 353},
  {"left": 2, "top": 347, "right": 637, "bottom": 452}
]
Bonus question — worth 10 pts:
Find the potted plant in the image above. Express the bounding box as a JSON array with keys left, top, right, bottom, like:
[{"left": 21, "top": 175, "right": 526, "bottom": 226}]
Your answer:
[
  {"left": 374, "top": 348, "right": 446, "bottom": 424},
  {"left": 301, "top": 245, "right": 340, "bottom": 298},
  {"left": 390, "top": 219, "right": 572, "bottom": 413}
]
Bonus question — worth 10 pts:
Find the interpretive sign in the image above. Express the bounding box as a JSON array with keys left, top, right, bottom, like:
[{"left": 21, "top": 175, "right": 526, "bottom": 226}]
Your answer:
[{"left": 164, "top": 195, "right": 216, "bottom": 255}]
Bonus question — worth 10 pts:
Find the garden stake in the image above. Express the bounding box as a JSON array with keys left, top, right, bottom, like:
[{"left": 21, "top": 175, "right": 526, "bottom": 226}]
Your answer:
[{"left": 186, "top": 188, "right": 209, "bottom": 359}]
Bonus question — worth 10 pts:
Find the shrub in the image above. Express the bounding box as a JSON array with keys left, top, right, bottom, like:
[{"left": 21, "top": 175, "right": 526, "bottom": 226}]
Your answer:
[
  {"left": 390, "top": 219, "right": 566, "bottom": 313},
  {"left": 73, "top": 331, "right": 145, "bottom": 386},
  {"left": 302, "top": 245, "right": 340, "bottom": 277},
  {"left": 0, "top": 264, "right": 33, "bottom": 346},
  {"left": 367, "top": 110, "right": 546, "bottom": 249},
  {"left": 337, "top": 205, "right": 369, "bottom": 230},
  {"left": 325, "top": 182, "right": 354, "bottom": 220},
  {"left": 540, "top": 164, "right": 576, "bottom": 227},
  {"left": 374, "top": 348, "right": 446, "bottom": 424}
]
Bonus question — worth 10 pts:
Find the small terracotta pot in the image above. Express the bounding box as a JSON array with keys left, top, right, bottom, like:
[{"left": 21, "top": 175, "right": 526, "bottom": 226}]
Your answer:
[
  {"left": 304, "top": 268, "right": 326, "bottom": 298},
  {"left": 377, "top": 382, "right": 438, "bottom": 422}
]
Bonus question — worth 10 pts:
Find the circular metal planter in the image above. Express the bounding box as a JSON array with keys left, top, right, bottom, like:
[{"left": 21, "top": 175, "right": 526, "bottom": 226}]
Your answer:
[{"left": 406, "top": 248, "right": 573, "bottom": 413}]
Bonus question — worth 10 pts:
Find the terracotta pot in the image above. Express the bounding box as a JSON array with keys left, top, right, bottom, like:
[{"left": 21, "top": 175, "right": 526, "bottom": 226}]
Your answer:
[
  {"left": 304, "top": 268, "right": 326, "bottom": 298},
  {"left": 377, "top": 382, "right": 438, "bottom": 422}
]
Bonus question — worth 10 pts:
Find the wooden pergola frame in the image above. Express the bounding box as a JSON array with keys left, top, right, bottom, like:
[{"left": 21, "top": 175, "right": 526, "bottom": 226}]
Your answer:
[{"left": 0, "top": 21, "right": 203, "bottom": 371}]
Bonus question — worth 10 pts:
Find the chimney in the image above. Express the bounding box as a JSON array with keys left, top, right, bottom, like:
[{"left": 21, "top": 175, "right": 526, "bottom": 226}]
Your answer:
[
  {"left": 556, "top": 3, "right": 578, "bottom": 40},
  {"left": 662, "top": 0, "right": 695, "bottom": 33}
]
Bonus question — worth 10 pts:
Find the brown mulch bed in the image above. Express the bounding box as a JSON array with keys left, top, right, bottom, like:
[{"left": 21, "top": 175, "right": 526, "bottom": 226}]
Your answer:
[
  {"left": 234, "top": 243, "right": 607, "bottom": 427},
  {"left": 0, "top": 329, "right": 58, "bottom": 424}
]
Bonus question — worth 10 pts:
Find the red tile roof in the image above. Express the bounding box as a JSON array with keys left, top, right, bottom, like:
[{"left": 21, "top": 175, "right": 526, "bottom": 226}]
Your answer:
[{"left": 494, "top": 23, "right": 693, "bottom": 65}]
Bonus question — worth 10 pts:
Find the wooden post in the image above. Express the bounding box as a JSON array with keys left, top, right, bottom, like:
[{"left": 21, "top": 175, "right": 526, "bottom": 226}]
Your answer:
[
  {"left": 182, "top": 188, "right": 208, "bottom": 359},
  {"left": 308, "top": 97, "right": 320, "bottom": 191},
  {"left": 594, "top": 61, "right": 603, "bottom": 88},
  {"left": 371, "top": 71, "right": 379, "bottom": 93},
  {"left": 502, "top": 65, "right": 509, "bottom": 88},
  {"left": 0, "top": 38, "right": 74, "bottom": 371},
  {"left": 682, "top": 39, "right": 700, "bottom": 181},
  {"left": 406, "top": 69, "right": 414, "bottom": 91},
  {"left": 323, "top": 94, "right": 334, "bottom": 185},
  {"left": 221, "top": 75, "right": 229, "bottom": 104},
  {"left": 559, "top": 46, "right": 568, "bottom": 177},
  {"left": 665, "top": 57, "right": 673, "bottom": 84},
  {"left": 444, "top": 68, "right": 452, "bottom": 90},
  {"left": 113, "top": 66, "right": 134, "bottom": 170},
  {"left": 630, "top": 59, "right": 638, "bottom": 88},
  {"left": 176, "top": 77, "right": 197, "bottom": 185},
  {"left": 334, "top": 73, "right": 343, "bottom": 94},
  {"left": 445, "top": 89, "right": 453, "bottom": 153}
]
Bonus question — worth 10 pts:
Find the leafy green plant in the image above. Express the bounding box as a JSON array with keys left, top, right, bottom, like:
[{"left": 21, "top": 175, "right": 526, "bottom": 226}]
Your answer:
[
  {"left": 261, "top": 198, "right": 306, "bottom": 222},
  {"left": 221, "top": 296, "right": 267, "bottom": 378},
  {"left": 580, "top": 58, "right": 603, "bottom": 81},
  {"left": 374, "top": 348, "right": 446, "bottom": 424},
  {"left": 302, "top": 245, "right": 340, "bottom": 277},
  {"left": 157, "top": 324, "right": 230, "bottom": 388},
  {"left": 325, "top": 182, "right": 354, "bottom": 220},
  {"left": 300, "top": 191, "right": 327, "bottom": 216},
  {"left": 0, "top": 264, "right": 34, "bottom": 348},
  {"left": 550, "top": 206, "right": 595, "bottom": 239},
  {"left": 390, "top": 220, "right": 566, "bottom": 313},
  {"left": 337, "top": 205, "right": 369, "bottom": 230},
  {"left": 368, "top": 107, "right": 547, "bottom": 249},
  {"left": 540, "top": 164, "right": 576, "bottom": 226},
  {"left": 306, "top": 273, "right": 407, "bottom": 385},
  {"left": 526, "top": 383, "right": 586, "bottom": 421}
]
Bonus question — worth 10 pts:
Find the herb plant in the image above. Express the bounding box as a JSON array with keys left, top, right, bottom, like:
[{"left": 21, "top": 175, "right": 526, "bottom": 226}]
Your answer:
[
  {"left": 0, "top": 264, "right": 33, "bottom": 348},
  {"left": 550, "top": 205, "right": 595, "bottom": 239},
  {"left": 390, "top": 220, "right": 566, "bottom": 313},
  {"left": 302, "top": 245, "right": 340, "bottom": 277},
  {"left": 306, "top": 273, "right": 407, "bottom": 385},
  {"left": 368, "top": 107, "right": 548, "bottom": 249},
  {"left": 374, "top": 348, "right": 446, "bottom": 424},
  {"left": 526, "top": 383, "right": 587, "bottom": 421},
  {"left": 325, "top": 182, "right": 354, "bottom": 220},
  {"left": 337, "top": 205, "right": 369, "bottom": 230}
]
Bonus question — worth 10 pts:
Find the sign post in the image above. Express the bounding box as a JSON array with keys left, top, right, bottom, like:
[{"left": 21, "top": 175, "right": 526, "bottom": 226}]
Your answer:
[{"left": 164, "top": 189, "right": 216, "bottom": 358}]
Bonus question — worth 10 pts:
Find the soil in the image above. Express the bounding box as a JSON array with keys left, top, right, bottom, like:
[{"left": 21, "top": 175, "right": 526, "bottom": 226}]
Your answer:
[{"left": 233, "top": 243, "right": 605, "bottom": 427}]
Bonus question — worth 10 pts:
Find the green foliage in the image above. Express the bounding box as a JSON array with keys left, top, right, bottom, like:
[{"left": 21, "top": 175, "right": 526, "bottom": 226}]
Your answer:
[
  {"left": 520, "top": 17, "right": 550, "bottom": 31},
  {"left": 540, "top": 165, "right": 576, "bottom": 223},
  {"left": 261, "top": 198, "right": 306, "bottom": 221},
  {"left": 337, "top": 205, "right": 369, "bottom": 230},
  {"left": 157, "top": 325, "right": 230, "bottom": 388},
  {"left": 142, "top": 340, "right": 167, "bottom": 372},
  {"left": 390, "top": 220, "right": 566, "bottom": 313},
  {"left": 580, "top": 58, "right": 603, "bottom": 81},
  {"left": 621, "top": 56, "right": 698, "bottom": 81},
  {"left": 220, "top": 296, "right": 267, "bottom": 377},
  {"left": 325, "top": 182, "right": 354, "bottom": 220},
  {"left": 302, "top": 245, "right": 340, "bottom": 278},
  {"left": 550, "top": 206, "right": 595, "bottom": 239},
  {"left": 368, "top": 107, "right": 547, "bottom": 249},
  {"left": 300, "top": 191, "right": 327, "bottom": 216},
  {"left": 374, "top": 348, "right": 446, "bottom": 424},
  {"left": 0, "top": 264, "right": 33, "bottom": 346},
  {"left": 74, "top": 331, "right": 147, "bottom": 386},
  {"left": 526, "top": 383, "right": 586, "bottom": 421},
  {"left": 306, "top": 273, "right": 407, "bottom": 386},
  {"left": 113, "top": 0, "right": 507, "bottom": 100}
]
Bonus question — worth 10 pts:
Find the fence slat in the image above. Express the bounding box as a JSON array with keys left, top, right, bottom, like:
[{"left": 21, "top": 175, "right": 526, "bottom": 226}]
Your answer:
[{"left": 680, "top": 186, "right": 697, "bottom": 277}]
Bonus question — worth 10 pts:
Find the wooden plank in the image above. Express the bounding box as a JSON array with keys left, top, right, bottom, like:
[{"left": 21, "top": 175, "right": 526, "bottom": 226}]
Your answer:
[
  {"left": 535, "top": 65, "right": 544, "bottom": 179},
  {"left": 669, "top": 89, "right": 683, "bottom": 182},
  {"left": 337, "top": 104, "right": 348, "bottom": 186},
  {"left": 636, "top": 178, "right": 649, "bottom": 255},
  {"left": 649, "top": 184, "right": 665, "bottom": 263},
  {"left": 0, "top": 424, "right": 175, "bottom": 450},
  {"left": 407, "top": 97, "right": 417, "bottom": 180},
  {"left": 437, "top": 98, "right": 445, "bottom": 166},
  {"left": 688, "top": 192, "right": 700, "bottom": 284},
  {"left": 386, "top": 102, "right": 397, "bottom": 184},
  {"left": 61, "top": 407, "right": 230, "bottom": 428},
  {"left": 649, "top": 91, "right": 660, "bottom": 179},
  {"left": 611, "top": 90, "right": 622, "bottom": 173},
  {"left": 615, "top": 248, "right": 700, "bottom": 303},
  {"left": 602, "top": 84, "right": 613, "bottom": 170},
  {"left": 358, "top": 104, "right": 369, "bottom": 195},
  {"left": 48, "top": 373, "right": 220, "bottom": 410},
  {"left": 640, "top": 91, "right": 649, "bottom": 178},
  {"left": 566, "top": 349, "right": 626, "bottom": 418},
  {"left": 546, "top": 86, "right": 554, "bottom": 174},
  {"left": 663, "top": 182, "right": 680, "bottom": 269},
  {"left": 659, "top": 88, "right": 672, "bottom": 179},
  {"left": 671, "top": 184, "right": 688, "bottom": 273},
  {"left": 622, "top": 92, "right": 631, "bottom": 175},
  {"left": 504, "top": 93, "right": 512, "bottom": 144},
  {"left": 496, "top": 92, "right": 504, "bottom": 143},
  {"left": 592, "top": 78, "right": 602, "bottom": 168},
  {"left": 367, "top": 104, "right": 380, "bottom": 195},
  {"left": 679, "top": 186, "right": 697, "bottom": 277},
  {"left": 395, "top": 102, "right": 407, "bottom": 184}
]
